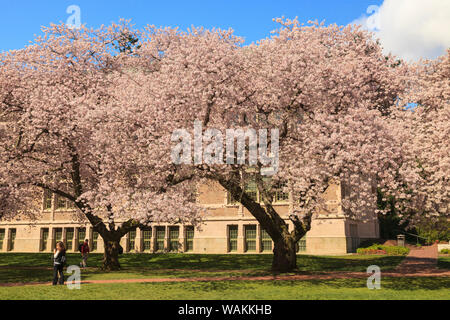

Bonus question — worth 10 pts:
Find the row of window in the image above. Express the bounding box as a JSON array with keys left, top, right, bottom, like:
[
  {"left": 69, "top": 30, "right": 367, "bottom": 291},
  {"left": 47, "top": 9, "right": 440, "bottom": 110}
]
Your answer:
[
  {"left": 39, "top": 227, "right": 98, "bottom": 252},
  {"left": 1, "top": 225, "right": 305, "bottom": 253},
  {"left": 127, "top": 226, "right": 195, "bottom": 252},
  {"left": 227, "top": 225, "right": 306, "bottom": 253},
  {"left": 43, "top": 190, "right": 76, "bottom": 210},
  {"left": 0, "top": 228, "right": 16, "bottom": 251},
  {"left": 227, "top": 181, "right": 289, "bottom": 205}
]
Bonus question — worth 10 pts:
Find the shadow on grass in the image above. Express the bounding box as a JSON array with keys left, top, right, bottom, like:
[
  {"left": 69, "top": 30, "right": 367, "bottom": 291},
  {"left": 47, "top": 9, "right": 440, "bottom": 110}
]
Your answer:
[
  {"left": 135, "top": 276, "right": 450, "bottom": 293},
  {"left": 0, "top": 252, "right": 406, "bottom": 284},
  {"left": 437, "top": 257, "right": 450, "bottom": 270},
  {"left": 0, "top": 252, "right": 405, "bottom": 270}
]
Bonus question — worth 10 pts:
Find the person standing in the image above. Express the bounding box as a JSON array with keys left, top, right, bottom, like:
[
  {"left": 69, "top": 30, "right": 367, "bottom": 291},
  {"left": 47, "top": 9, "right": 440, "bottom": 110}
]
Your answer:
[
  {"left": 80, "top": 239, "right": 90, "bottom": 268},
  {"left": 53, "top": 241, "right": 66, "bottom": 285}
]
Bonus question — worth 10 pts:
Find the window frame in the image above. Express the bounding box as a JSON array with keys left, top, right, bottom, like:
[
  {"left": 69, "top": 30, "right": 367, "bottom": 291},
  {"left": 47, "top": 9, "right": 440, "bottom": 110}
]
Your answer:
[
  {"left": 244, "top": 225, "right": 257, "bottom": 252},
  {"left": 228, "top": 225, "right": 238, "bottom": 252},
  {"left": 185, "top": 226, "right": 194, "bottom": 252}
]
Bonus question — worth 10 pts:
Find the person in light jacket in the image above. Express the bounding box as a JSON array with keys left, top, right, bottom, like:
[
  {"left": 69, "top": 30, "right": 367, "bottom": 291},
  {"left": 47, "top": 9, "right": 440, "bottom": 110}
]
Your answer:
[{"left": 53, "top": 241, "right": 66, "bottom": 285}]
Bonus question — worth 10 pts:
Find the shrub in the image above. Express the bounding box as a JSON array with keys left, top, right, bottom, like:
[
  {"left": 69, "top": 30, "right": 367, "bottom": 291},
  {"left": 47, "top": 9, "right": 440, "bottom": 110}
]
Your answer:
[
  {"left": 357, "top": 244, "right": 409, "bottom": 256},
  {"left": 440, "top": 249, "right": 450, "bottom": 254}
]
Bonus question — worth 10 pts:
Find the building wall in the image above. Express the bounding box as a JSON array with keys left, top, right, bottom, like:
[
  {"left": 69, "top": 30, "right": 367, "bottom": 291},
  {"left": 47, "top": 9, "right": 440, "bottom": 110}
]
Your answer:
[{"left": 0, "top": 180, "right": 379, "bottom": 255}]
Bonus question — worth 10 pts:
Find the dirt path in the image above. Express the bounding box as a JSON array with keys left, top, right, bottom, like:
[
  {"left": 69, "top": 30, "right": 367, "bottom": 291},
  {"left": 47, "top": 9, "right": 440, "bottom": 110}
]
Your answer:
[{"left": 396, "top": 244, "right": 439, "bottom": 273}]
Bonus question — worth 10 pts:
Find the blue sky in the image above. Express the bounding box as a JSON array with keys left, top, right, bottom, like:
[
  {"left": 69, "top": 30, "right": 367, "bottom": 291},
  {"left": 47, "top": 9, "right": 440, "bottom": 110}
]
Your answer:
[{"left": 0, "top": 0, "right": 383, "bottom": 51}]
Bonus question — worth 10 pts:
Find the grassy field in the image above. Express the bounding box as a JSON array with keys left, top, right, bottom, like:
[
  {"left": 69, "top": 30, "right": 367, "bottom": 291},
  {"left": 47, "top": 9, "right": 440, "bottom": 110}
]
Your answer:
[
  {"left": 0, "top": 277, "right": 449, "bottom": 300},
  {"left": 0, "top": 253, "right": 406, "bottom": 284},
  {"left": 0, "top": 253, "right": 448, "bottom": 300}
]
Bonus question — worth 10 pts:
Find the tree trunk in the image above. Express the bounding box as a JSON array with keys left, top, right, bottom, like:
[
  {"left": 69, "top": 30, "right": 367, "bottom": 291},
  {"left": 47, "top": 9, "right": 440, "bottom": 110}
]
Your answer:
[
  {"left": 102, "top": 239, "right": 121, "bottom": 271},
  {"left": 272, "top": 235, "right": 297, "bottom": 272}
]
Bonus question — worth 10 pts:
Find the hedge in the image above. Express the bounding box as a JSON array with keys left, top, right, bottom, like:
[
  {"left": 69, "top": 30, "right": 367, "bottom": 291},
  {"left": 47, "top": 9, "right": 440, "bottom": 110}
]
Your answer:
[{"left": 357, "top": 244, "right": 410, "bottom": 256}]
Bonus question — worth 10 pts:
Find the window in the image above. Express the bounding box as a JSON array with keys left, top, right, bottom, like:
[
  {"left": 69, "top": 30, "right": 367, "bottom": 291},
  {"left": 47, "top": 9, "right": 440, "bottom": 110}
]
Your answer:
[
  {"left": 92, "top": 231, "right": 99, "bottom": 251},
  {"left": 169, "top": 227, "right": 179, "bottom": 252},
  {"left": 261, "top": 228, "right": 272, "bottom": 252},
  {"left": 228, "top": 225, "right": 238, "bottom": 252},
  {"left": 56, "top": 195, "right": 66, "bottom": 210},
  {"left": 155, "top": 227, "right": 165, "bottom": 252},
  {"left": 185, "top": 226, "right": 194, "bottom": 252},
  {"left": 274, "top": 189, "right": 289, "bottom": 202},
  {"left": 244, "top": 181, "right": 258, "bottom": 202},
  {"left": 43, "top": 190, "right": 52, "bottom": 210},
  {"left": 297, "top": 236, "right": 306, "bottom": 252},
  {"left": 245, "top": 225, "right": 257, "bottom": 252},
  {"left": 55, "top": 194, "right": 76, "bottom": 210},
  {"left": 272, "top": 182, "right": 289, "bottom": 203},
  {"left": 0, "top": 229, "right": 4, "bottom": 251},
  {"left": 65, "top": 228, "right": 74, "bottom": 251},
  {"left": 227, "top": 192, "right": 238, "bottom": 205},
  {"left": 9, "top": 229, "right": 16, "bottom": 251},
  {"left": 54, "top": 228, "right": 63, "bottom": 243},
  {"left": 41, "top": 228, "right": 49, "bottom": 251},
  {"left": 128, "top": 229, "right": 136, "bottom": 252},
  {"left": 142, "top": 228, "right": 152, "bottom": 252},
  {"left": 78, "top": 228, "right": 86, "bottom": 243}
]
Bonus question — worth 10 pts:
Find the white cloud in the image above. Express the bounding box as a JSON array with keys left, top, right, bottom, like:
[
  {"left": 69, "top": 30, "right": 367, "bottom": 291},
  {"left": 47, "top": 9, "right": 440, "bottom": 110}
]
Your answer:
[{"left": 350, "top": 0, "right": 450, "bottom": 61}]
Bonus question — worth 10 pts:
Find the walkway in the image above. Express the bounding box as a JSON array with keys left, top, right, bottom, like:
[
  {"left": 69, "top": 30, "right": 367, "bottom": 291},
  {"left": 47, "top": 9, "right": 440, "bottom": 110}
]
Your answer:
[{"left": 396, "top": 244, "right": 439, "bottom": 273}]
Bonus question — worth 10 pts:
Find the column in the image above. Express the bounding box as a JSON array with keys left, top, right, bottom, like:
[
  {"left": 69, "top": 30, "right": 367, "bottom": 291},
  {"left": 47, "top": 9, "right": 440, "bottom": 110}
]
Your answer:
[
  {"left": 237, "top": 223, "right": 244, "bottom": 253},
  {"left": 135, "top": 227, "right": 143, "bottom": 252},
  {"left": 86, "top": 225, "right": 92, "bottom": 250},
  {"left": 71, "top": 227, "right": 76, "bottom": 252},
  {"left": 73, "top": 227, "right": 79, "bottom": 252},
  {"left": 62, "top": 228, "right": 67, "bottom": 249},
  {"left": 151, "top": 225, "right": 156, "bottom": 253},
  {"left": 164, "top": 226, "right": 169, "bottom": 252},
  {"left": 178, "top": 225, "right": 185, "bottom": 253},
  {"left": 256, "top": 224, "right": 261, "bottom": 253},
  {"left": 48, "top": 227, "right": 55, "bottom": 252}
]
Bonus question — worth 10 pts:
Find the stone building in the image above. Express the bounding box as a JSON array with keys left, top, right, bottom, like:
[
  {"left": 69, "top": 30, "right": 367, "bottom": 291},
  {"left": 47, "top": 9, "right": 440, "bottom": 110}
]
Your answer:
[{"left": 0, "top": 181, "right": 379, "bottom": 255}]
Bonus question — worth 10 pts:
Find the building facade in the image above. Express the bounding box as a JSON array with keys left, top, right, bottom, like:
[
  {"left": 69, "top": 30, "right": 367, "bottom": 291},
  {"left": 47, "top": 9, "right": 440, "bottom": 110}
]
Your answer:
[{"left": 0, "top": 181, "right": 379, "bottom": 255}]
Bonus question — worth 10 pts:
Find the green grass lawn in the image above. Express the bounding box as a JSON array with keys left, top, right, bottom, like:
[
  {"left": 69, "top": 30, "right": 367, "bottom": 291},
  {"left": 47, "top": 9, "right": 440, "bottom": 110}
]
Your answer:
[
  {"left": 0, "top": 253, "right": 448, "bottom": 300},
  {"left": 0, "top": 277, "right": 449, "bottom": 300},
  {"left": 0, "top": 253, "right": 406, "bottom": 284}
]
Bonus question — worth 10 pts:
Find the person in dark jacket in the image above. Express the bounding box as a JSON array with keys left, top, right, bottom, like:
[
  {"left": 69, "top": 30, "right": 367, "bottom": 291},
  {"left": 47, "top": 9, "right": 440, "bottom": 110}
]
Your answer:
[
  {"left": 52, "top": 241, "right": 66, "bottom": 285},
  {"left": 80, "top": 239, "right": 90, "bottom": 268}
]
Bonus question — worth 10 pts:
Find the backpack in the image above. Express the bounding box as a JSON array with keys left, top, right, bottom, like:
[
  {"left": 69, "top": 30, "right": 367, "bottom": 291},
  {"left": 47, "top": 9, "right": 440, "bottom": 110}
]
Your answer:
[{"left": 78, "top": 243, "right": 83, "bottom": 252}]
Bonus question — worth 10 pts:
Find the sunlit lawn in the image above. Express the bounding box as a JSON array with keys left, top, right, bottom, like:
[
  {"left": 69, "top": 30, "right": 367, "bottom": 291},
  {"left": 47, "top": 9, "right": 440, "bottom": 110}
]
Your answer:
[
  {"left": 0, "top": 253, "right": 407, "bottom": 284},
  {"left": 0, "top": 253, "right": 448, "bottom": 300},
  {"left": 0, "top": 277, "right": 449, "bottom": 300}
]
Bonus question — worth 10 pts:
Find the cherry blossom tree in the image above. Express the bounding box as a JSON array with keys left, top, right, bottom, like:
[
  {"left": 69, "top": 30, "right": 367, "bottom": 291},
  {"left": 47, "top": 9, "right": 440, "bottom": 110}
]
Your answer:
[
  {"left": 2, "top": 18, "right": 441, "bottom": 273},
  {"left": 128, "top": 19, "right": 408, "bottom": 271},
  {"left": 0, "top": 21, "right": 202, "bottom": 270},
  {"left": 391, "top": 49, "right": 450, "bottom": 227}
]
